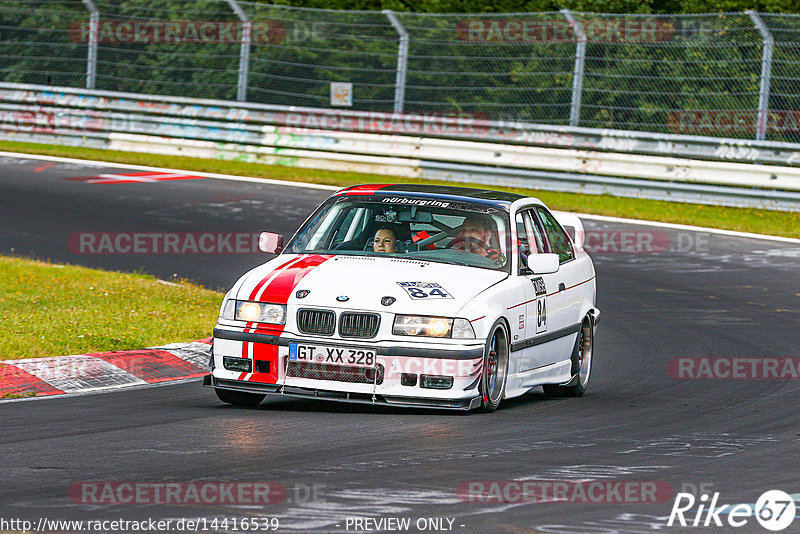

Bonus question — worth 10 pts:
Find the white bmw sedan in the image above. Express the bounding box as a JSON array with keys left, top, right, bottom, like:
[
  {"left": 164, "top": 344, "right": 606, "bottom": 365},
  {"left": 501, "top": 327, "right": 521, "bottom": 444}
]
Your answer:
[{"left": 205, "top": 184, "right": 599, "bottom": 412}]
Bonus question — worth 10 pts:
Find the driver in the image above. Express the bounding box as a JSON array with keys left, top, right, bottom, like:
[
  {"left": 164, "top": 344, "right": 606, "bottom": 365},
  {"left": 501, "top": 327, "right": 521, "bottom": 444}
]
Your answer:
[{"left": 451, "top": 215, "right": 502, "bottom": 261}]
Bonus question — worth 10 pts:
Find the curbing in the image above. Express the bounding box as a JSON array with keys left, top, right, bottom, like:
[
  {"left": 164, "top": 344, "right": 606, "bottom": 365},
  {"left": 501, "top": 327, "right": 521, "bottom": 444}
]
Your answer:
[{"left": 0, "top": 339, "right": 211, "bottom": 401}]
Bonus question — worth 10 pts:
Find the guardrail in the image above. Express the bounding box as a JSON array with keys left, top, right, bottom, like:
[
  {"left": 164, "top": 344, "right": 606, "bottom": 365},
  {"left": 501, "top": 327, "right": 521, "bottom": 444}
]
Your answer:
[{"left": 2, "top": 82, "right": 800, "bottom": 211}]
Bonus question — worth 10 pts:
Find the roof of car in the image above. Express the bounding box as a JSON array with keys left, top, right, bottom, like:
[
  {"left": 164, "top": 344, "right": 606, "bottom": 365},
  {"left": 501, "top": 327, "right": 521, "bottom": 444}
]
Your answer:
[{"left": 334, "top": 184, "right": 528, "bottom": 207}]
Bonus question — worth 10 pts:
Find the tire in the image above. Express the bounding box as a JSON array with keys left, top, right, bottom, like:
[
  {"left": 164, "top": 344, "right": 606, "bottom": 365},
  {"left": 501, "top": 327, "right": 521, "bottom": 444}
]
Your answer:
[
  {"left": 479, "top": 320, "right": 510, "bottom": 412},
  {"left": 543, "top": 317, "right": 593, "bottom": 398},
  {"left": 215, "top": 388, "right": 266, "bottom": 407}
]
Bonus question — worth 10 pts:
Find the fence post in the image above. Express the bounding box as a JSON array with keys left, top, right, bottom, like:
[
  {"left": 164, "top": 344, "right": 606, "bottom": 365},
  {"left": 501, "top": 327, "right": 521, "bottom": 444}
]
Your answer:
[
  {"left": 561, "top": 10, "right": 586, "bottom": 127},
  {"left": 81, "top": 0, "right": 98, "bottom": 90},
  {"left": 746, "top": 11, "right": 774, "bottom": 141},
  {"left": 383, "top": 10, "right": 408, "bottom": 114},
  {"left": 226, "top": 0, "right": 251, "bottom": 102}
]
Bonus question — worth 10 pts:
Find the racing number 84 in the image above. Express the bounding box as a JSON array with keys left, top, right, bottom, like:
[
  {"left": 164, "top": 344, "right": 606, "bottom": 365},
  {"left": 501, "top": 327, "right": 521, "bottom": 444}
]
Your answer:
[
  {"left": 408, "top": 287, "right": 448, "bottom": 299},
  {"left": 398, "top": 282, "right": 453, "bottom": 299},
  {"left": 536, "top": 298, "right": 547, "bottom": 333}
]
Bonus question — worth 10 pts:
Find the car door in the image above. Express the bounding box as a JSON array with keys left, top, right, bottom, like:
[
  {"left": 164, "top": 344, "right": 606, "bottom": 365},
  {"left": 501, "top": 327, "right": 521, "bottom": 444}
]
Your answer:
[
  {"left": 513, "top": 209, "right": 564, "bottom": 372},
  {"left": 531, "top": 206, "right": 583, "bottom": 366}
]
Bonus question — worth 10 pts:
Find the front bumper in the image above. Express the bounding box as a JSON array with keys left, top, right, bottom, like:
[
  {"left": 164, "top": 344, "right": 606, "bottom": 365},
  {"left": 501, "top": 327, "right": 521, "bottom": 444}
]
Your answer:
[
  {"left": 203, "top": 375, "right": 482, "bottom": 411},
  {"left": 209, "top": 327, "right": 485, "bottom": 410}
]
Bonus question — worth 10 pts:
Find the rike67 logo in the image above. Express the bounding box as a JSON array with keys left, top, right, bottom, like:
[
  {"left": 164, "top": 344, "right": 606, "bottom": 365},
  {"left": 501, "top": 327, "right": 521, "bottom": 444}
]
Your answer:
[{"left": 668, "top": 490, "right": 796, "bottom": 531}]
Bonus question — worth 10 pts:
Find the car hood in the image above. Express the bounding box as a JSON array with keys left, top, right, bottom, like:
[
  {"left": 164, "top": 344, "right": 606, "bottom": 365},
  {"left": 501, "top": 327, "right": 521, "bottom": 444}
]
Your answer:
[{"left": 234, "top": 253, "right": 507, "bottom": 317}]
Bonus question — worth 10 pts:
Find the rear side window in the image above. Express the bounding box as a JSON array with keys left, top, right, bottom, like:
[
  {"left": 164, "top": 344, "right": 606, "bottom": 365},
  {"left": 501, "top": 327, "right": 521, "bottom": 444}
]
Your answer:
[{"left": 536, "top": 207, "right": 574, "bottom": 264}]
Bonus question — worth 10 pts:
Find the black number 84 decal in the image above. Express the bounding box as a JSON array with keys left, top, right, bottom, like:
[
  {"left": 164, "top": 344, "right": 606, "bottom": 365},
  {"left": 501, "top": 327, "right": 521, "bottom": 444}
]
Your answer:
[
  {"left": 536, "top": 298, "right": 547, "bottom": 333},
  {"left": 398, "top": 281, "right": 453, "bottom": 299}
]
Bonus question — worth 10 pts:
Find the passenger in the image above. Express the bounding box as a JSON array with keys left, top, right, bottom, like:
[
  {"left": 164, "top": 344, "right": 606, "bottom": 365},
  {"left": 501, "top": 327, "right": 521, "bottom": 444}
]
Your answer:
[{"left": 372, "top": 227, "right": 397, "bottom": 253}]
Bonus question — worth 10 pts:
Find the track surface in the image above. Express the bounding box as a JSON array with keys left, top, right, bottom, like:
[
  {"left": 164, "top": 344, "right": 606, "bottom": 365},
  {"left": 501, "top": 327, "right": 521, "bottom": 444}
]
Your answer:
[{"left": 2, "top": 154, "right": 800, "bottom": 533}]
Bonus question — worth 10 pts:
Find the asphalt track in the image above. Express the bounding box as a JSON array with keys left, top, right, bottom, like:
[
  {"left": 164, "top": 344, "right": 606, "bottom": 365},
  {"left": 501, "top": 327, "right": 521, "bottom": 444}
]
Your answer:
[{"left": 2, "top": 153, "right": 800, "bottom": 533}]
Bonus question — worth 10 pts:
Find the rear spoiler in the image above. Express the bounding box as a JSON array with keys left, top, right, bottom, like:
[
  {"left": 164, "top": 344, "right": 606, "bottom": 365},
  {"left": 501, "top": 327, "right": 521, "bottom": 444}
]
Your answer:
[{"left": 552, "top": 211, "right": 585, "bottom": 250}]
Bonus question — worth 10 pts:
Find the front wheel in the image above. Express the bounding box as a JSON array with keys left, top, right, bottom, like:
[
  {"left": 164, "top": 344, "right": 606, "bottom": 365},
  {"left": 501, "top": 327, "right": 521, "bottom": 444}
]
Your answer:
[
  {"left": 479, "top": 320, "right": 510, "bottom": 412},
  {"left": 543, "top": 317, "right": 593, "bottom": 398},
  {"left": 215, "top": 388, "right": 266, "bottom": 407}
]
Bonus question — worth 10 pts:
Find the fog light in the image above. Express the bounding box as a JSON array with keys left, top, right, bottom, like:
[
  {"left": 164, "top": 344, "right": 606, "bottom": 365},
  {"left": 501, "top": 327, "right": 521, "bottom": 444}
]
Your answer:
[
  {"left": 223, "top": 357, "right": 252, "bottom": 373},
  {"left": 401, "top": 373, "right": 417, "bottom": 386},
  {"left": 420, "top": 375, "right": 453, "bottom": 390}
]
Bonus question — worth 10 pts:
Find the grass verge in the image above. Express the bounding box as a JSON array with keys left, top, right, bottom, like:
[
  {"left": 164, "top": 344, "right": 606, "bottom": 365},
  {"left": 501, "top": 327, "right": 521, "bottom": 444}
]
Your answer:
[
  {"left": 1, "top": 140, "right": 798, "bottom": 239},
  {"left": 0, "top": 255, "right": 222, "bottom": 360}
]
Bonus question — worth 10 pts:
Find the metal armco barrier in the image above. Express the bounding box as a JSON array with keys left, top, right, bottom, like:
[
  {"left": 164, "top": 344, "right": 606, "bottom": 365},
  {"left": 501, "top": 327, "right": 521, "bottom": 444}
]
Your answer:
[{"left": 3, "top": 82, "right": 800, "bottom": 211}]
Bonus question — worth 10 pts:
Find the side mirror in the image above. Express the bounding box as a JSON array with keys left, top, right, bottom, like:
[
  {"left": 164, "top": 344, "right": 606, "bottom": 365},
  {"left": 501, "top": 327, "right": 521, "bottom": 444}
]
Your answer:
[
  {"left": 527, "top": 253, "right": 559, "bottom": 274},
  {"left": 258, "top": 232, "right": 284, "bottom": 254}
]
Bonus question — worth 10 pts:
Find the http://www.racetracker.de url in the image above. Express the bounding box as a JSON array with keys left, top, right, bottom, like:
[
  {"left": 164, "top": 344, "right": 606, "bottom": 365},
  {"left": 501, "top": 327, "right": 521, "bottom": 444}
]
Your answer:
[{"left": 0, "top": 516, "right": 281, "bottom": 532}]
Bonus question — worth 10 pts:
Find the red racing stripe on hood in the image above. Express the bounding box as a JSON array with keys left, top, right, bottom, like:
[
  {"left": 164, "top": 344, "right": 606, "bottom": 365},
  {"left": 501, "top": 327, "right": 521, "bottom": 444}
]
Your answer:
[
  {"left": 242, "top": 255, "right": 307, "bottom": 336},
  {"left": 248, "top": 255, "right": 303, "bottom": 301},
  {"left": 242, "top": 254, "right": 331, "bottom": 382},
  {"left": 259, "top": 254, "right": 332, "bottom": 304}
]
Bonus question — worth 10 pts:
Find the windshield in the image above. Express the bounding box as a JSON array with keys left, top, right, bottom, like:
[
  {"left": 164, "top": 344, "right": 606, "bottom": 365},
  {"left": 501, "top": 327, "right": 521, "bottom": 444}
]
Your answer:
[{"left": 287, "top": 195, "right": 511, "bottom": 272}]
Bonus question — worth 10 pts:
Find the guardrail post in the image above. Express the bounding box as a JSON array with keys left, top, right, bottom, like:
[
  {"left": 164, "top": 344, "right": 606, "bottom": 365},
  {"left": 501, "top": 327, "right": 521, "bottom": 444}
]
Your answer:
[
  {"left": 747, "top": 11, "right": 774, "bottom": 141},
  {"left": 562, "top": 10, "right": 586, "bottom": 127},
  {"left": 82, "top": 0, "right": 99, "bottom": 90},
  {"left": 383, "top": 10, "right": 408, "bottom": 114},
  {"left": 226, "top": 0, "right": 251, "bottom": 102}
]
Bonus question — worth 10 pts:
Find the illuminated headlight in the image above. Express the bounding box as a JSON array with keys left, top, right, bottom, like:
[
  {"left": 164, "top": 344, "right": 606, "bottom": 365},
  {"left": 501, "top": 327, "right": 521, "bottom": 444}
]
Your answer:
[
  {"left": 392, "top": 316, "right": 475, "bottom": 339},
  {"left": 220, "top": 299, "right": 286, "bottom": 324}
]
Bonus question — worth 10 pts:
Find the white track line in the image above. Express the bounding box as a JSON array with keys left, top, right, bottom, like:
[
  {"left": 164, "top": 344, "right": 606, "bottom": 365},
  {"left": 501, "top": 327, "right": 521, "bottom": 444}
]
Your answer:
[
  {"left": 572, "top": 213, "right": 800, "bottom": 245},
  {"left": 0, "top": 150, "right": 339, "bottom": 191},
  {"left": 2, "top": 150, "right": 798, "bottom": 245}
]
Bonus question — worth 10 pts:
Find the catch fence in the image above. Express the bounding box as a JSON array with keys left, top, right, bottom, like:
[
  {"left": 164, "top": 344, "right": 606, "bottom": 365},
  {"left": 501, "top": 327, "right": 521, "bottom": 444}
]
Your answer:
[{"left": 1, "top": 2, "right": 799, "bottom": 141}]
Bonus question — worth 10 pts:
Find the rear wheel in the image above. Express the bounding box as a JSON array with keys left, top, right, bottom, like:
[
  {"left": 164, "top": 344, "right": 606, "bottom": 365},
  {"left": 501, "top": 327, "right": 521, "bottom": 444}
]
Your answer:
[
  {"left": 479, "top": 320, "right": 510, "bottom": 412},
  {"left": 215, "top": 388, "right": 265, "bottom": 407},
  {"left": 543, "top": 317, "right": 593, "bottom": 397}
]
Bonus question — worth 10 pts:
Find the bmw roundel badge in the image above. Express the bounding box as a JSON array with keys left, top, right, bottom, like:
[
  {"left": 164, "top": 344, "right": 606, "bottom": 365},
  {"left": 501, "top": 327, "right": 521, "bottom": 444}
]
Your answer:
[
  {"left": 296, "top": 290, "right": 310, "bottom": 299},
  {"left": 336, "top": 295, "right": 349, "bottom": 302},
  {"left": 381, "top": 296, "right": 396, "bottom": 306}
]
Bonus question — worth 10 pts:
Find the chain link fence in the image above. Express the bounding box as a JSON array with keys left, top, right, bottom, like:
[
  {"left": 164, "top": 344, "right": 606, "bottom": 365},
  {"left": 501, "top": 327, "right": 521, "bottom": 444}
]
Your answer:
[{"left": 1, "top": 1, "right": 799, "bottom": 142}]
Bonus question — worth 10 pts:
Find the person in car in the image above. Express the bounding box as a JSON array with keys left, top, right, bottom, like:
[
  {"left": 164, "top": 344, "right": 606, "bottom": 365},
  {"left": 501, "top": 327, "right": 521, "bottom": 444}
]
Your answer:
[
  {"left": 372, "top": 227, "right": 398, "bottom": 253},
  {"left": 450, "top": 215, "right": 502, "bottom": 261}
]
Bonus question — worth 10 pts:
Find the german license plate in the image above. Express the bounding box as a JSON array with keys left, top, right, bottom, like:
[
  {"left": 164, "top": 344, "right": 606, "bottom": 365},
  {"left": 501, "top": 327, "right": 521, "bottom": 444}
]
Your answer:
[{"left": 288, "top": 343, "right": 376, "bottom": 368}]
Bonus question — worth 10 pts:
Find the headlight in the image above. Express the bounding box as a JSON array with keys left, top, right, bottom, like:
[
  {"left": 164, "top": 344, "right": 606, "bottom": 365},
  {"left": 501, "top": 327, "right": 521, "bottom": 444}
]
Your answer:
[
  {"left": 220, "top": 299, "right": 286, "bottom": 324},
  {"left": 392, "top": 315, "right": 475, "bottom": 339}
]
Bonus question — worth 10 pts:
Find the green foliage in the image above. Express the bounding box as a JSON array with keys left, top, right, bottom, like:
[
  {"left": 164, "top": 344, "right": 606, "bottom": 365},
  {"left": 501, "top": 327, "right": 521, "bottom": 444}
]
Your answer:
[
  {"left": 0, "top": 255, "right": 221, "bottom": 359},
  {"left": 249, "top": 0, "right": 799, "bottom": 14},
  {"left": 0, "top": 1, "right": 797, "bottom": 142}
]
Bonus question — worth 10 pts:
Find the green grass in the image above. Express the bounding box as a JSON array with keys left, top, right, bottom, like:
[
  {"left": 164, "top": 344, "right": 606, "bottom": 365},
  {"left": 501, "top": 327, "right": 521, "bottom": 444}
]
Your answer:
[
  {"left": 1, "top": 391, "right": 37, "bottom": 399},
  {"left": 1, "top": 140, "right": 798, "bottom": 239},
  {"left": 0, "top": 256, "right": 222, "bottom": 360}
]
